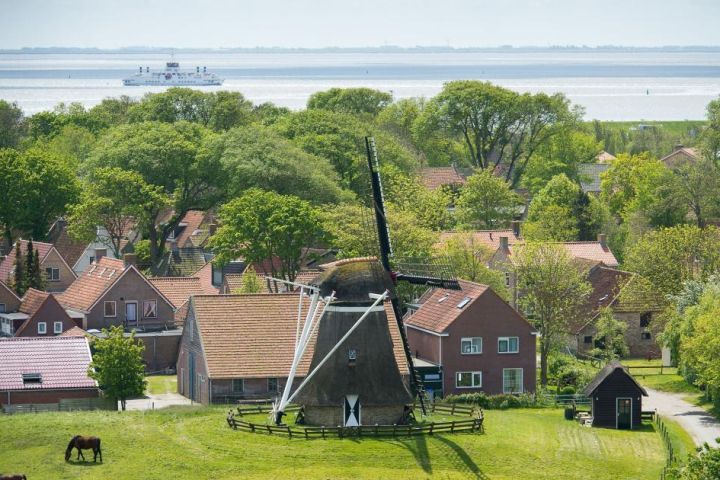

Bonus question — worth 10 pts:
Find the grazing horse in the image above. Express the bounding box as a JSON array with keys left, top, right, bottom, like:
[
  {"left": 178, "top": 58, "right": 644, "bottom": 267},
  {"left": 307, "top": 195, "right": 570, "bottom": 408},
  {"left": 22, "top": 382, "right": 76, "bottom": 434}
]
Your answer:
[
  {"left": 65, "top": 435, "right": 102, "bottom": 463},
  {"left": 0, "top": 475, "right": 27, "bottom": 480}
]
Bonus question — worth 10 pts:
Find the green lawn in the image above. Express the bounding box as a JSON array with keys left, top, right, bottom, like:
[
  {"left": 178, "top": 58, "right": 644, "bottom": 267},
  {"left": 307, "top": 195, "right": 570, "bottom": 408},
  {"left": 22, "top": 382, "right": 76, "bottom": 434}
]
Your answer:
[
  {"left": 0, "top": 407, "right": 667, "bottom": 479},
  {"left": 145, "top": 374, "right": 177, "bottom": 395}
]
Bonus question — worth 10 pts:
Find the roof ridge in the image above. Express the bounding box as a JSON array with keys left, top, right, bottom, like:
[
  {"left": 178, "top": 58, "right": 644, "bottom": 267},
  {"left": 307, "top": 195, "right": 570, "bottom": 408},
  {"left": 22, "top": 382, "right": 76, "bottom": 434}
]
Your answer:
[{"left": 0, "top": 335, "right": 82, "bottom": 342}]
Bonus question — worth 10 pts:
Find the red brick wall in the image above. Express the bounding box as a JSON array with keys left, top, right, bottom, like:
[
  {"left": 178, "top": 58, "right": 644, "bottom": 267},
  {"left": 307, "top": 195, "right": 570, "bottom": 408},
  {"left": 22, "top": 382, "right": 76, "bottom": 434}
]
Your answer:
[
  {"left": 0, "top": 388, "right": 99, "bottom": 406},
  {"left": 406, "top": 325, "right": 442, "bottom": 364},
  {"left": 15, "top": 295, "right": 77, "bottom": 337}
]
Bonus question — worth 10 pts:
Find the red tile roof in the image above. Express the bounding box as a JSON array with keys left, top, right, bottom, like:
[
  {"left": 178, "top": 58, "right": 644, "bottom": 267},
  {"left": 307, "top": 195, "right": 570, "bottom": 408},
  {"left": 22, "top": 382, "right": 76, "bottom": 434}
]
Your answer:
[
  {"left": 57, "top": 257, "right": 125, "bottom": 313},
  {"left": 0, "top": 336, "right": 96, "bottom": 390},
  {"left": 191, "top": 294, "right": 407, "bottom": 379},
  {"left": 149, "top": 276, "right": 218, "bottom": 309},
  {"left": 419, "top": 167, "right": 467, "bottom": 191},
  {"left": 404, "top": 280, "right": 490, "bottom": 334},
  {"left": 225, "top": 270, "right": 322, "bottom": 294},
  {"left": 18, "top": 288, "right": 50, "bottom": 316},
  {"left": 0, "top": 240, "right": 55, "bottom": 284},
  {"left": 60, "top": 326, "right": 88, "bottom": 337},
  {"left": 173, "top": 210, "right": 207, "bottom": 248},
  {"left": 596, "top": 151, "right": 616, "bottom": 163},
  {"left": 557, "top": 242, "right": 619, "bottom": 267},
  {"left": 436, "top": 230, "right": 519, "bottom": 252},
  {"left": 193, "top": 262, "right": 220, "bottom": 294}
]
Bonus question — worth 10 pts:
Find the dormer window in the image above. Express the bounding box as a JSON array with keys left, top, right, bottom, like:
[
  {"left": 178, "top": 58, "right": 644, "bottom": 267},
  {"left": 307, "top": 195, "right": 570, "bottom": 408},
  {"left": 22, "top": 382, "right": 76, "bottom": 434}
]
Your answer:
[{"left": 22, "top": 373, "right": 42, "bottom": 384}]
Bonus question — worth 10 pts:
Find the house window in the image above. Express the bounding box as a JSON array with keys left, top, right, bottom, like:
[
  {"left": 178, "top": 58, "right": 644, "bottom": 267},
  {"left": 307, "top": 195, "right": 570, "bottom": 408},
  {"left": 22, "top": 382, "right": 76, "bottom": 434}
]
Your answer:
[
  {"left": 232, "top": 379, "right": 244, "bottom": 393},
  {"left": 583, "top": 335, "right": 593, "bottom": 344},
  {"left": 268, "top": 378, "right": 278, "bottom": 393},
  {"left": 503, "top": 368, "right": 524, "bottom": 394},
  {"left": 461, "top": 337, "right": 482, "bottom": 354},
  {"left": 54, "top": 321, "right": 63, "bottom": 334},
  {"left": 89, "top": 256, "right": 95, "bottom": 264},
  {"left": 505, "top": 272, "right": 511, "bottom": 287},
  {"left": 640, "top": 312, "right": 652, "bottom": 328},
  {"left": 37, "top": 322, "right": 47, "bottom": 334},
  {"left": 104, "top": 301, "right": 117, "bottom": 317},
  {"left": 0, "top": 303, "right": 5, "bottom": 313},
  {"left": 641, "top": 332, "right": 652, "bottom": 340},
  {"left": 456, "top": 371, "right": 482, "bottom": 388},
  {"left": 498, "top": 336, "right": 519, "bottom": 353},
  {"left": 45, "top": 267, "right": 60, "bottom": 281},
  {"left": 143, "top": 300, "right": 157, "bottom": 319}
]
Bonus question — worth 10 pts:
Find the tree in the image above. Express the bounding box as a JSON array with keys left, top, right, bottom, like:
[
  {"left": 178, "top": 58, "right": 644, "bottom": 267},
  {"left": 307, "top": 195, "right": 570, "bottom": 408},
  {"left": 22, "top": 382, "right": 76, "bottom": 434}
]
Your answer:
[
  {"left": 381, "top": 164, "right": 452, "bottom": 231},
  {"left": 88, "top": 326, "right": 147, "bottom": 411},
  {"left": 624, "top": 225, "right": 720, "bottom": 297},
  {"left": 25, "top": 239, "right": 36, "bottom": 290},
  {"left": 455, "top": 170, "right": 522, "bottom": 229},
  {"left": 67, "top": 168, "right": 171, "bottom": 258},
  {"left": 668, "top": 156, "right": 720, "bottom": 228},
  {"left": 701, "top": 96, "right": 720, "bottom": 164},
  {"left": 32, "top": 247, "right": 45, "bottom": 291},
  {"left": 12, "top": 241, "right": 26, "bottom": 296},
  {"left": 237, "top": 265, "right": 263, "bottom": 294},
  {"left": 513, "top": 243, "right": 592, "bottom": 386},
  {"left": 208, "top": 124, "right": 343, "bottom": 204},
  {"left": 435, "top": 232, "right": 510, "bottom": 300},
  {"left": 671, "top": 443, "right": 720, "bottom": 480},
  {"left": 0, "top": 100, "right": 25, "bottom": 148},
  {"left": 307, "top": 87, "right": 392, "bottom": 117},
  {"left": 86, "top": 121, "right": 223, "bottom": 264},
  {"left": 0, "top": 147, "right": 79, "bottom": 245},
  {"left": 589, "top": 307, "right": 629, "bottom": 361},
  {"left": 210, "top": 189, "right": 324, "bottom": 283},
  {"left": 422, "top": 81, "right": 576, "bottom": 186}
]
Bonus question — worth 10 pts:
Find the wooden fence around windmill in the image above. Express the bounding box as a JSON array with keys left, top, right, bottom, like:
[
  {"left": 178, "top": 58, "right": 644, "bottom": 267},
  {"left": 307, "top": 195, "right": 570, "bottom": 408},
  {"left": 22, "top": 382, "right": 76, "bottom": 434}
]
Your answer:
[{"left": 226, "top": 403, "right": 484, "bottom": 439}]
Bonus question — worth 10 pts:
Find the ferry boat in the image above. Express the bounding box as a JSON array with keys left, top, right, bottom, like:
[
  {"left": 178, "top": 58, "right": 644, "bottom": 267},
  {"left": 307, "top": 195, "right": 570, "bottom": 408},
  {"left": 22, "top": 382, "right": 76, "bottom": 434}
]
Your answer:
[{"left": 123, "top": 62, "right": 223, "bottom": 86}]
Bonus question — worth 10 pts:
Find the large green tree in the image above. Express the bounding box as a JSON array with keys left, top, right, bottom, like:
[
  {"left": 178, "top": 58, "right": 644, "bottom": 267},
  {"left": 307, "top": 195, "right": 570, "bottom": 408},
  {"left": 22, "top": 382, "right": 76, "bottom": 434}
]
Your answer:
[
  {"left": 210, "top": 189, "right": 324, "bottom": 283},
  {"left": 0, "top": 100, "right": 25, "bottom": 149},
  {"left": 307, "top": 87, "right": 392, "bottom": 117},
  {"left": 513, "top": 243, "right": 592, "bottom": 386},
  {"left": 89, "top": 326, "right": 147, "bottom": 411},
  {"left": 455, "top": 170, "right": 522, "bottom": 229},
  {"left": 86, "top": 121, "right": 223, "bottom": 263},
  {"left": 67, "top": 167, "right": 171, "bottom": 258}
]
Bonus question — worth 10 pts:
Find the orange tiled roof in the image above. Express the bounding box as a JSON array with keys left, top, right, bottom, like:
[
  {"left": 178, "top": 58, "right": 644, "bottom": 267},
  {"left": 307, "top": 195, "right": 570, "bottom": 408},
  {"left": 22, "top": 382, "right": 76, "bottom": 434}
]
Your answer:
[
  {"left": 436, "top": 230, "right": 519, "bottom": 252},
  {"left": 18, "top": 288, "right": 49, "bottom": 316},
  {"left": 57, "top": 257, "right": 125, "bottom": 313},
  {"left": 405, "top": 280, "right": 489, "bottom": 334},
  {"left": 149, "top": 276, "right": 217, "bottom": 309},
  {"left": 191, "top": 294, "right": 407, "bottom": 379},
  {"left": 419, "top": 167, "right": 467, "bottom": 191},
  {"left": 60, "top": 326, "right": 88, "bottom": 337},
  {"left": 596, "top": 151, "right": 617, "bottom": 163},
  {"left": 0, "top": 240, "right": 55, "bottom": 283},
  {"left": 173, "top": 210, "right": 207, "bottom": 247}
]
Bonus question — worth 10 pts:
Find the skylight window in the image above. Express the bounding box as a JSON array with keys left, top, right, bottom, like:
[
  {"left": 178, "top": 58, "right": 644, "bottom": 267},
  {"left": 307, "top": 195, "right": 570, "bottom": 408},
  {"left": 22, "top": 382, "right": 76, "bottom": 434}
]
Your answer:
[
  {"left": 22, "top": 373, "right": 42, "bottom": 384},
  {"left": 457, "top": 297, "right": 472, "bottom": 309},
  {"left": 437, "top": 294, "right": 449, "bottom": 303}
]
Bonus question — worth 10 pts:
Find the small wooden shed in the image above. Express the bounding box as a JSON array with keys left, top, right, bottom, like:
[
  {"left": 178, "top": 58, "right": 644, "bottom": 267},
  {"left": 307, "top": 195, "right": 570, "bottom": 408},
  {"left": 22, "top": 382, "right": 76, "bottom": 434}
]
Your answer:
[{"left": 583, "top": 361, "right": 648, "bottom": 429}]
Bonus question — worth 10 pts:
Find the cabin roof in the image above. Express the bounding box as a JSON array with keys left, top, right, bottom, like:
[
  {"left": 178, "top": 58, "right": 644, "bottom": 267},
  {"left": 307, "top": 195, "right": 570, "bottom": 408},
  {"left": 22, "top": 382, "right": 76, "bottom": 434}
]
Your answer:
[{"left": 583, "top": 360, "right": 648, "bottom": 397}]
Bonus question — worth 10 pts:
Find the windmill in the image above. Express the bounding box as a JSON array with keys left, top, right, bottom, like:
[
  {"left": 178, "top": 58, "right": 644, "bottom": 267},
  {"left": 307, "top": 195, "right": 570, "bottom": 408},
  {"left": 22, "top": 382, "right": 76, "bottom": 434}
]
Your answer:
[{"left": 271, "top": 137, "right": 459, "bottom": 426}]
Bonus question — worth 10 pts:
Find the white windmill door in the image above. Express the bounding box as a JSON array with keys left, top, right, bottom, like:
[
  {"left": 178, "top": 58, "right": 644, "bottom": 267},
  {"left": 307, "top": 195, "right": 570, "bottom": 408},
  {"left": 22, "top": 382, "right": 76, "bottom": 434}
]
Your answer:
[{"left": 344, "top": 394, "right": 361, "bottom": 426}]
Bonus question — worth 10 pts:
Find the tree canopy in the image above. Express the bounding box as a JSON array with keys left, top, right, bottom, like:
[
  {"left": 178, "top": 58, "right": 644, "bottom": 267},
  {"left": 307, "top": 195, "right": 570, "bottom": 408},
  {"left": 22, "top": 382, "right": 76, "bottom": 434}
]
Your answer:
[{"left": 307, "top": 87, "right": 393, "bottom": 117}]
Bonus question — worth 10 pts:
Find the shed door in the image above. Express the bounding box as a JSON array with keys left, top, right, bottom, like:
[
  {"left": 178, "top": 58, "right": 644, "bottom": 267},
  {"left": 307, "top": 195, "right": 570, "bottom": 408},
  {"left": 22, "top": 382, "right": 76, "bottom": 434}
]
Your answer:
[
  {"left": 617, "top": 398, "right": 632, "bottom": 429},
  {"left": 188, "top": 352, "right": 196, "bottom": 401},
  {"left": 344, "top": 395, "right": 360, "bottom": 427},
  {"left": 125, "top": 302, "right": 138, "bottom": 326}
]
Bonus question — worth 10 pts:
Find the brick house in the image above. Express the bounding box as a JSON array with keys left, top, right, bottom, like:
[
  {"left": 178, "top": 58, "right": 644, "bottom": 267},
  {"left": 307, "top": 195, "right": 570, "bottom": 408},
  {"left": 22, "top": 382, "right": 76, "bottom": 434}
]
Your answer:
[
  {"left": 58, "top": 256, "right": 180, "bottom": 371},
  {"left": 0, "top": 336, "right": 99, "bottom": 408},
  {"left": 0, "top": 280, "right": 21, "bottom": 316},
  {"left": 660, "top": 145, "right": 699, "bottom": 169},
  {"left": 570, "top": 265, "right": 664, "bottom": 358},
  {"left": 404, "top": 280, "right": 537, "bottom": 398},
  {"left": 0, "top": 240, "right": 77, "bottom": 292},
  {"left": 149, "top": 276, "right": 219, "bottom": 325},
  {"left": 1, "top": 288, "right": 78, "bottom": 337},
  {"left": 177, "top": 294, "right": 408, "bottom": 405},
  {"left": 419, "top": 166, "right": 467, "bottom": 191}
]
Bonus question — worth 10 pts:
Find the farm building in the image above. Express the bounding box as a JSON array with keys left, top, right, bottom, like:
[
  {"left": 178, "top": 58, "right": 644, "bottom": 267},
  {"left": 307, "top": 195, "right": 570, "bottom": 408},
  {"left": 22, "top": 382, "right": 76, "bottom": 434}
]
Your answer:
[
  {"left": 583, "top": 361, "right": 648, "bottom": 429},
  {"left": 0, "top": 336, "right": 99, "bottom": 410},
  {"left": 404, "top": 280, "right": 537, "bottom": 397}
]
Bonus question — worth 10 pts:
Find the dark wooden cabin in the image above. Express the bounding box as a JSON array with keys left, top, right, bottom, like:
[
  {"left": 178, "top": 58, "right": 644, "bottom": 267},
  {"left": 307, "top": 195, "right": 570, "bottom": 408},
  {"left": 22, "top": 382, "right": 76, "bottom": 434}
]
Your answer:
[{"left": 583, "top": 361, "right": 648, "bottom": 429}]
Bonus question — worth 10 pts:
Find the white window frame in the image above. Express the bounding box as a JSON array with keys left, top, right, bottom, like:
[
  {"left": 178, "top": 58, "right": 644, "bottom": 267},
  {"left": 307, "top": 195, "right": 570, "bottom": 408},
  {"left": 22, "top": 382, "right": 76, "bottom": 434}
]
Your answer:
[
  {"left": 45, "top": 267, "right": 60, "bottom": 281},
  {"left": 460, "top": 337, "right": 482, "bottom": 355},
  {"left": 232, "top": 379, "right": 244, "bottom": 393},
  {"left": 104, "top": 301, "right": 117, "bottom": 317},
  {"left": 143, "top": 300, "right": 157, "bottom": 319},
  {"left": 503, "top": 368, "right": 524, "bottom": 394},
  {"left": 37, "top": 322, "right": 47, "bottom": 334},
  {"left": 456, "top": 371, "right": 482, "bottom": 389},
  {"left": 53, "top": 321, "right": 63, "bottom": 334},
  {"left": 498, "top": 336, "right": 519, "bottom": 354}
]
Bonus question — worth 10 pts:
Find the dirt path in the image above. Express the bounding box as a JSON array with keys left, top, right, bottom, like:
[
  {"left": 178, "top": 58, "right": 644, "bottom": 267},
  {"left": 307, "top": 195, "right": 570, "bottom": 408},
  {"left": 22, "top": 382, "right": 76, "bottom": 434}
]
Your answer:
[{"left": 644, "top": 387, "right": 720, "bottom": 446}]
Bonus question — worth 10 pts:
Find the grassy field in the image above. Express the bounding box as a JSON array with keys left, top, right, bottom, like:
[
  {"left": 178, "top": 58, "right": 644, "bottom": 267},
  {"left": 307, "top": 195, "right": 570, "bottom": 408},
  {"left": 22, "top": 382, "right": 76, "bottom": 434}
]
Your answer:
[
  {"left": 0, "top": 407, "right": 668, "bottom": 480},
  {"left": 145, "top": 375, "right": 177, "bottom": 395}
]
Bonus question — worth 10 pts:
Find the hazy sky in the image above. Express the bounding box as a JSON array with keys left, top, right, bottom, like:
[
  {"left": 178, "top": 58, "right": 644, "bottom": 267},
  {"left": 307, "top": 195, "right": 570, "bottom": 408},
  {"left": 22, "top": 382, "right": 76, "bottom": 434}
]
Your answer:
[{"left": 2, "top": 0, "right": 720, "bottom": 49}]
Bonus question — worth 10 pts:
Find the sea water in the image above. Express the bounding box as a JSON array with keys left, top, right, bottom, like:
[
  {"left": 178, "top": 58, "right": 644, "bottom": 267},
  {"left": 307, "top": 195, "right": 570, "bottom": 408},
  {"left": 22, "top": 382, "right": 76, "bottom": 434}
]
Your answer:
[{"left": 1, "top": 51, "right": 719, "bottom": 120}]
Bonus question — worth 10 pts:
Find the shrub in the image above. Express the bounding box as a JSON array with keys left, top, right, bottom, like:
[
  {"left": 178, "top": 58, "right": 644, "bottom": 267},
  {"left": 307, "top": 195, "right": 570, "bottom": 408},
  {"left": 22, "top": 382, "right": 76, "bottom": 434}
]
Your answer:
[
  {"left": 560, "top": 386, "right": 576, "bottom": 395},
  {"left": 442, "top": 392, "right": 546, "bottom": 409}
]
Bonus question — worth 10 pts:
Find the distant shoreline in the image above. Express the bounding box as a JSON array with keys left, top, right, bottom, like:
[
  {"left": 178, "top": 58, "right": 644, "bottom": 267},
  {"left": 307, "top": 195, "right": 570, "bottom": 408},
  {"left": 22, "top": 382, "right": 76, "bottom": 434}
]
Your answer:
[{"left": 3, "top": 45, "right": 720, "bottom": 54}]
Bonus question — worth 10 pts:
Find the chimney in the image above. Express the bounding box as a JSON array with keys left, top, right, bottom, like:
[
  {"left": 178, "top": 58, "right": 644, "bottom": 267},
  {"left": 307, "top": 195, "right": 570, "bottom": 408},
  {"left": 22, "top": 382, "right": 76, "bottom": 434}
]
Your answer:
[
  {"left": 597, "top": 233, "right": 607, "bottom": 249},
  {"left": 208, "top": 223, "right": 217, "bottom": 236},
  {"left": 94, "top": 248, "right": 107, "bottom": 262},
  {"left": 123, "top": 253, "right": 137, "bottom": 268},
  {"left": 674, "top": 143, "right": 684, "bottom": 152},
  {"left": 511, "top": 220, "right": 521, "bottom": 237},
  {"left": 499, "top": 236, "right": 509, "bottom": 252}
]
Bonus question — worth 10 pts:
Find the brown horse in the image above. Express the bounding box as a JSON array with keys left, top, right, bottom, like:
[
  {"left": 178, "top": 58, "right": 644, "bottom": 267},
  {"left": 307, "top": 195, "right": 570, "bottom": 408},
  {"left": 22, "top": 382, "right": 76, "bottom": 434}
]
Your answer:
[
  {"left": 65, "top": 435, "right": 102, "bottom": 462},
  {"left": 0, "top": 475, "right": 27, "bottom": 480}
]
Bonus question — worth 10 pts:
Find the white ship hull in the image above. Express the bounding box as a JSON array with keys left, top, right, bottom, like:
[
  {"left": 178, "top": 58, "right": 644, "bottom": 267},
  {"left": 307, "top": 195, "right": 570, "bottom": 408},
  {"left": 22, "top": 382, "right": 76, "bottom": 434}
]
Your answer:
[{"left": 123, "top": 62, "right": 224, "bottom": 86}]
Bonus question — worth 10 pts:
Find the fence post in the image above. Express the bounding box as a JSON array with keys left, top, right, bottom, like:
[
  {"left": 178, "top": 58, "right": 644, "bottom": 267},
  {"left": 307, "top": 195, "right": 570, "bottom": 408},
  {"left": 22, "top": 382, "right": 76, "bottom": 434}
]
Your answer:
[
  {"left": 451, "top": 421, "right": 455, "bottom": 433},
  {"left": 451, "top": 404, "right": 456, "bottom": 415},
  {"left": 429, "top": 423, "right": 434, "bottom": 436}
]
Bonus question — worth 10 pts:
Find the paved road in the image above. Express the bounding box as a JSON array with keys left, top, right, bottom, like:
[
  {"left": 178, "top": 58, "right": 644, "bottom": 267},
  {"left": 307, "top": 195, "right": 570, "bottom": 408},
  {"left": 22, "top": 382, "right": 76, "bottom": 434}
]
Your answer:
[
  {"left": 123, "top": 392, "right": 195, "bottom": 411},
  {"left": 644, "top": 387, "right": 720, "bottom": 446}
]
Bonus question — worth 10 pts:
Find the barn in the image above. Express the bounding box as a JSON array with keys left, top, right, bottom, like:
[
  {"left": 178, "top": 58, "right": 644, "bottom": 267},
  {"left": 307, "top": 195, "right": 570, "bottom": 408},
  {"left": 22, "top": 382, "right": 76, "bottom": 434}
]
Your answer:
[{"left": 583, "top": 361, "right": 648, "bottom": 429}]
